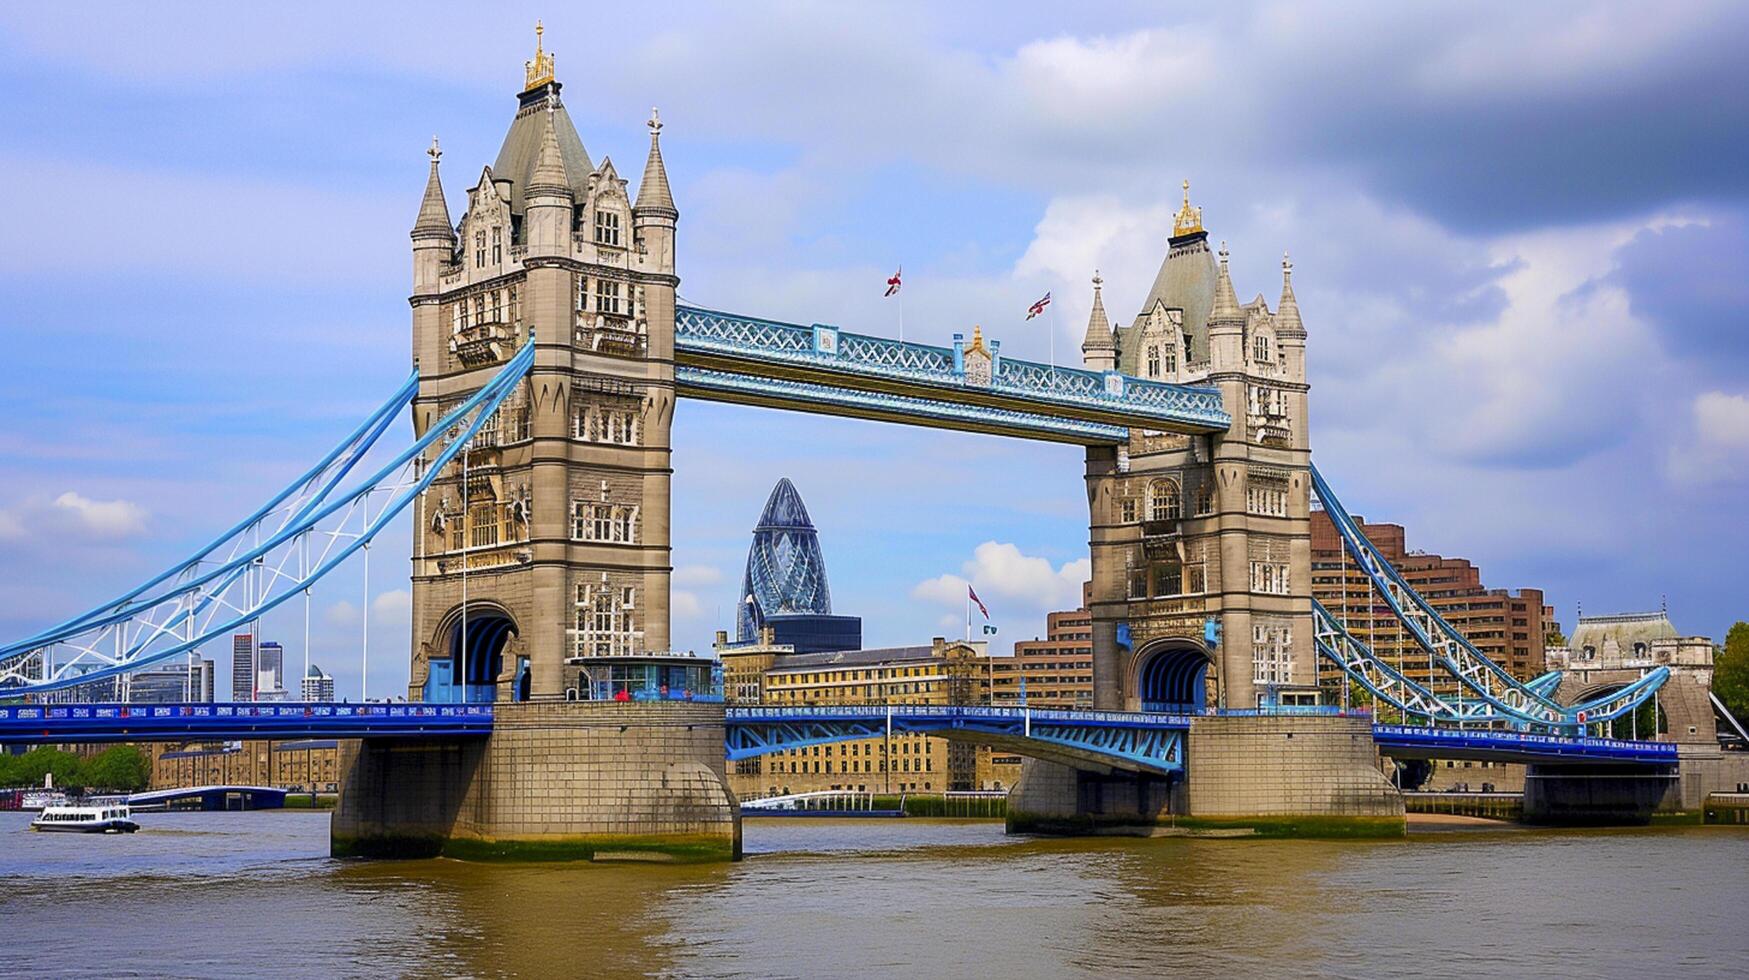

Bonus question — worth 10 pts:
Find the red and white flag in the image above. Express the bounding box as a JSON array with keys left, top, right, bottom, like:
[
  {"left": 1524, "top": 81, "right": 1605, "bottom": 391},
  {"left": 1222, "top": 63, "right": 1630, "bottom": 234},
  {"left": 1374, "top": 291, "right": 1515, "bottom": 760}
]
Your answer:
[
  {"left": 884, "top": 267, "right": 902, "bottom": 297},
  {"left": 968, "top": 584, "right": 990, "bottom": 619},
  {"left": 1025, "top": 292, "right": 1052, "bottom": 320}
]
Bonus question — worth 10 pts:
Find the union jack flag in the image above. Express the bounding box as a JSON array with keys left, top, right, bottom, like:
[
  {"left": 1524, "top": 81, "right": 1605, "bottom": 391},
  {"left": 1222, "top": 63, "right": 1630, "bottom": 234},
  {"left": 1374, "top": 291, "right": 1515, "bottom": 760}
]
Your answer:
[
  {"left": 968, "top": 584, "right": 989, "bottom": 619},
  {"left": 1025, "top": 292, "right": 1051, "bottom": 319},
  {"left": 884, "top": 267, "right": 902, "bottom": 297}
]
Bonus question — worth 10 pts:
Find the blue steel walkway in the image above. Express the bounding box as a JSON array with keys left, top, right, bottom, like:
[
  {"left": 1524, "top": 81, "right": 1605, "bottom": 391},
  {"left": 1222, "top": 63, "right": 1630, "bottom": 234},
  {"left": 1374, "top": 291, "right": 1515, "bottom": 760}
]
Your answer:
[
  {"left": 0, "top": 702, "right": 1678, "bottom": 770},
  {"left": 0, "top": 702, "right": 493, "bottom": 744}
]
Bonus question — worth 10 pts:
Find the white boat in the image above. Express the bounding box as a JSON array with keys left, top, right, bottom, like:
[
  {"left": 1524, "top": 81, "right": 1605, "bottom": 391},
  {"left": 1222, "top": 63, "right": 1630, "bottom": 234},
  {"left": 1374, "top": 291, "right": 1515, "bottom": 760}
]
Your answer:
[{"left": 30, "top": 803, "right": 140, "bottom": 834}]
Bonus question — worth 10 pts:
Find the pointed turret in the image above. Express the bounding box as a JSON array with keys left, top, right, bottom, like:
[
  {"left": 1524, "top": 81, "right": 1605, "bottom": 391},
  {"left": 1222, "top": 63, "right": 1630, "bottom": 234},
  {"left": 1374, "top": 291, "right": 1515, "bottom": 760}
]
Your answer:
[
  {"left": 633, "top": 107, "right": 678, "bottom": 275},
  {"left": 1209, "top": 242, "right": 1243, "bottom": 325},
  {"left": 635, "top": 107, "right": 677, "bottom": 217},
  {"left": 525, "top": 104, "right": 574, "bottom": 256},
  {"left": 1081, "top": 271, "right": 1117, "bottom": 372},
  {"left": 527, "top": 107, "right": 573, "bottom": 201},
  {"left": 412, "top": 136, "right": 455, "bottom": 242},
  {"left": 1276, "top": 251, "right": 1305, "bottom": 339}
]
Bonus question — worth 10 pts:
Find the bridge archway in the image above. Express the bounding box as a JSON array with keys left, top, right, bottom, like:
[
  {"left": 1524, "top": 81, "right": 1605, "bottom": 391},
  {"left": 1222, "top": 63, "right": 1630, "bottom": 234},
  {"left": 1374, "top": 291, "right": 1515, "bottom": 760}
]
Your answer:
[
  {"left": 1133, "top": 640, "right": 1213, "bottom": 713},
  {"left": 424, "top": 603, "right": 520, "bottom": 704}
]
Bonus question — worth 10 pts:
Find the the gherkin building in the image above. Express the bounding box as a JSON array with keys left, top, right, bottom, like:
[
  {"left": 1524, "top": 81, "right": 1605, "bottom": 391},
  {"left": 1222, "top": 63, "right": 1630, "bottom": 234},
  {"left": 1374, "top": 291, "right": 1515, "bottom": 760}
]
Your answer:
[{"left": 735, "top": 479, "right": 861, "bottom": 652}]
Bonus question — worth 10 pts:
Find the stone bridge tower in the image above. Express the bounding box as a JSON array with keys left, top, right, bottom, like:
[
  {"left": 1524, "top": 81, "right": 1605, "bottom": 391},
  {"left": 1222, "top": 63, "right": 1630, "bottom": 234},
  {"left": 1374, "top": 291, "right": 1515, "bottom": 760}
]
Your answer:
[
  {"left": 1081, "top": 184, "right": 1315, "bottom": 713},
  {"left": 406, "top": 31, "right": 678, "bottom": 702}
]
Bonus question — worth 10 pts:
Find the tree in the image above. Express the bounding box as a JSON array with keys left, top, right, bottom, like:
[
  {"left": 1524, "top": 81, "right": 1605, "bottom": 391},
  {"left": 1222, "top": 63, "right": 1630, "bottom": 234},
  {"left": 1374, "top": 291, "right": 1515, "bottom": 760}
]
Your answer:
[
  {"left": 84, "top": 746, "right": 152, "bottom": 792},
  {"left": 0, "top": 748, "right": 87, "bottom": 789},
  {"left": 1714, "top": 622, "right": 1749, "bottom": 726}
]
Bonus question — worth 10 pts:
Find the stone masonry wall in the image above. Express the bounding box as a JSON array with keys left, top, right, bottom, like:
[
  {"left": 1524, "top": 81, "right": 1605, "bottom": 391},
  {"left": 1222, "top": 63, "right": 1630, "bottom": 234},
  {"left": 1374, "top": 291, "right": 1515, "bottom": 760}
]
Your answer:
[
  {"left": 1182, "top": 715, "right": 1402, "bottom": 827},
  {"left": 333, "top": 701, "right": 740, "bottom": 861}
]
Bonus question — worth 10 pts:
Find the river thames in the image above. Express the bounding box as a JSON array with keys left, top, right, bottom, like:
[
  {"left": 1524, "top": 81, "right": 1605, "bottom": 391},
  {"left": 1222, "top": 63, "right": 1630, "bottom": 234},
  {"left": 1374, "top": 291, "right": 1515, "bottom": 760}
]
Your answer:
[{"left": 2, "top": 811, "right": 1744, "bottom": 979}]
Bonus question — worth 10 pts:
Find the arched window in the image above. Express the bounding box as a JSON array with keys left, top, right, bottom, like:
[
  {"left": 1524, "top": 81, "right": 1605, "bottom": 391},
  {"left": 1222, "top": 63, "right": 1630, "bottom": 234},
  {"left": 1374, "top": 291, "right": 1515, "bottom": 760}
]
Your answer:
[
  {"left": 1194, "top": 482, "right": 1214, "bottom": 515},
  {"left": 1145, "top": 344, "right": 1161, "bottom": 378},
  {"left": 1149, "top": 479, "right": 1181, "bottom": 522},
  {"left": 1633, "top": 642, "right": 1648, "bottom": 658},
  {"left": 1253, "top": 334, "right": 1269, "bottom": 362}
]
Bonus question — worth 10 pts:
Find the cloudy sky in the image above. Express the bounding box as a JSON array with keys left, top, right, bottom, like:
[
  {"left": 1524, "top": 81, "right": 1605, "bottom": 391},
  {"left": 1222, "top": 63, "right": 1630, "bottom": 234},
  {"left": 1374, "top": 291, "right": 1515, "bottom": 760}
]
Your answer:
[{"left": 2, "top": 2, "right": 1746, "bottom": 698}]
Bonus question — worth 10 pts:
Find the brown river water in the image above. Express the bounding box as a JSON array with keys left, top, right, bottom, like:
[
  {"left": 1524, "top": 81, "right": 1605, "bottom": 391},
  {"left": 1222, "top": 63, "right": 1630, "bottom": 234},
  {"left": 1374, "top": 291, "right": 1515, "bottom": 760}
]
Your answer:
[{"left": 1, "top": 811, "right": 1744, "bottom": 979}]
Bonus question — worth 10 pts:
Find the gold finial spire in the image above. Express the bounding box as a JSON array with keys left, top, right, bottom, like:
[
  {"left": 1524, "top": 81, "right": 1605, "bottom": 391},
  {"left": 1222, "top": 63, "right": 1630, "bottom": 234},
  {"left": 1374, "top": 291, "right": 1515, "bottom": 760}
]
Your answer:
[
  {"left": 524, "top": 20, "right": 555, "bottom": 92},
  {"left": 1173, "top": 178, "right": 1204, "bottom": 237},
  {"left": 427, "top": 135, "right": 442, "bottom": 164},
  {"left": 647, "top": 106, "right": 663, "bottom": 138}
]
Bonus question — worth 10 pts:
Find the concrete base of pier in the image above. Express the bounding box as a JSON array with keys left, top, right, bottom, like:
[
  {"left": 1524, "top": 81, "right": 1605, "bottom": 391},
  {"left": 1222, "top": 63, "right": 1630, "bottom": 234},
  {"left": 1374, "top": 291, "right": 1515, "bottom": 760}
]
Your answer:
[
  {"left": 1522, "top": 764, "right": 1676, "bottom": 825},
  {"left": 1007, "top": 715, "right": 1403, "bottom": 838},
  {"left": 331, "top": 701, "right": 741, "bottom": 862}
]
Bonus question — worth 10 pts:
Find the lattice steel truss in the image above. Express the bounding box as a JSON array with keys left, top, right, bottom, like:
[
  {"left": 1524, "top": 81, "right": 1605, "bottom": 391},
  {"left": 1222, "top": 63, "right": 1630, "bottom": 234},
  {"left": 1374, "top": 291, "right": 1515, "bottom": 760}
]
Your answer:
[
  {"left": 725, "top": 705, "right": 1188, "bottom": 774},
  {"left": 1311, "top": 464, "right": 1666, "bottom": 732},
  {"left": 0, "top": 342, "right": 537, "bottom": 695}
]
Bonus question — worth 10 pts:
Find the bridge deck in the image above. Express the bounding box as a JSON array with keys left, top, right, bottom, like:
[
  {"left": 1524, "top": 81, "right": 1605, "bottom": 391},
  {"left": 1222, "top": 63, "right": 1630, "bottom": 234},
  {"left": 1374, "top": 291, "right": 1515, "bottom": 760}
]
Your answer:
[
  {"left": 673, "top": 305, "right": 1231, "bottom": 442},
  {"left": 0, "top": 703, "right": 1677, "bottom": 769},
  {"left": 0, "top": 702, "right": 493, "bottom": 744}
]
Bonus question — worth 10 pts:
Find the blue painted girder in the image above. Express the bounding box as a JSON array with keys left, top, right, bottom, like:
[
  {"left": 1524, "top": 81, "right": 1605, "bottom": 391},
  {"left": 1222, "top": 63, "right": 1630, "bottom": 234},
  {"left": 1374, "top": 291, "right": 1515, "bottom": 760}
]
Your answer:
[
  {"left": 0, "top": 701, "right": 495, "bottom": 745},
  {"left": 724, "top": 704, "right": 1191, "bottom": 774}
]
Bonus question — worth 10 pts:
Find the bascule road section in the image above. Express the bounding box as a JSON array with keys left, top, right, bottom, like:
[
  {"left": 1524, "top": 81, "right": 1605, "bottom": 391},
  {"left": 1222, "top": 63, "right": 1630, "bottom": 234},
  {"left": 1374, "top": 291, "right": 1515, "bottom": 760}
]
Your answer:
[{"left": 5, "top": 29, "right": 1735, "bottom": 862}]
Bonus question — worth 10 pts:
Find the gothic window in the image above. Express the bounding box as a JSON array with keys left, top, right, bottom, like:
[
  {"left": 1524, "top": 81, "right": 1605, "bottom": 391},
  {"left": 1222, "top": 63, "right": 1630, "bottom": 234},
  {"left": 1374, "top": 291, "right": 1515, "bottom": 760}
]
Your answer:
[
  {"left": 492, "top": 226, "right": 503, "bottom": 264},
  {"left": 1194, "top": 482, "right": 1214, "bottom": 516},
  {"left": 1146, "top": 344, "right": 1161, "bottom": 378},
  {"left": 1253, "top": 334, "right": 1269, "bottom": 363},
  {"left": 490, "top": 290, "right": 503, "bottom": 323},
  {"left": 577, "top": 276, "right": 588, "bottom": 312},
  {"left": 1252, "top": 623, "right": 1293, "bottom": 685},
  {"left": 453, "top": 301, "right": 464, "bottom": 335},
  {"left": 473, "top": 294, "right": 484, "bottom": 326},
  {"left": 475, "top": 232, "right": 486, "bottom": 268},
  {"left": 468, "top": 502, "right": 499, "bottom": 549},
  {"left": 595, "top": 209, "right": 622, "bottom": 247},
  {"left": 1150, "top": 561, "right": 1182, "bottom": 597},
  {"left": 1148, "top": 479, "right": 1181, "bottom": 522},
  {"left": 1128, "top": 570, "right": 1147, "bottom": 600},
  {"left": 575, "top": 583, "right": 638, "bottom": 658},
  {"left": 1246, "top": 475, "right": 1289, "bottom": 517},
  {"left": 596, "top": 279, "right": 623, "bottom": 316},
  {"left": 1164, "top": 343, "right": 1177, "bottom": 373},
  {"left": 1120, "top": 496, "right": 1138, "bottom": 524},
  {"left": 509, "top": 286, "right": 519, "bottom": 327},
  {"left": 1249, "top": 561, "right": 1290, "bottom": 595}
]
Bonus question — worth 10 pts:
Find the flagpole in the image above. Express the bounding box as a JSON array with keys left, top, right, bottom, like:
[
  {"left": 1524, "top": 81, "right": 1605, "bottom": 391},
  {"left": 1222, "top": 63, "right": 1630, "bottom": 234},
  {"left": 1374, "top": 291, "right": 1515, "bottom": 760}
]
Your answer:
[
  {"left": 899, "top": 277, "right": 905, "bottom": 344},
  {"left": 964, "top": 587, "right": 971, "bottom": 643}
]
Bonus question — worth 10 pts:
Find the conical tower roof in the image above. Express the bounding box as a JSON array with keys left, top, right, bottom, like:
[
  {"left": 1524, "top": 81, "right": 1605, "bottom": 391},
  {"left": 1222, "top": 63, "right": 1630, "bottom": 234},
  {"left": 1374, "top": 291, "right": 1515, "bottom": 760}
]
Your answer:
[
  {"left": 491, "top": 92, "right": 593, "bottom": 215},
  {"left": 1276, "top": 252, "right": 1305, "bottom": 338},
  {"left": 635, "top": 108, "right": 677, "bottom": 216},
  {"left": 527, "top": 106, "right": 573, "bottom": 200},
  {"left": 1209, "top": 241, "right": 1243, "bottom": 325},
  {"left": 1082, "top": 271, "right": 1114, "bottom": 351},
  {"left": 412, "top": 137, "right": 454, "bottom": 241}
]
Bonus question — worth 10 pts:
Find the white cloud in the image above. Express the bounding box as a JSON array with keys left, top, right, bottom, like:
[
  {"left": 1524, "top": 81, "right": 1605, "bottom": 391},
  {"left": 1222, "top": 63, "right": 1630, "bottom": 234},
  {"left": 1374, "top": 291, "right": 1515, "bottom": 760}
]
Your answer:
[
  {"left": 323, "top": 600, "right": 360, "bottom": 628},
  {"left": 912, "top": 541, "right": 1090, "bottom": 615},
  {"left": 672, "top": 589, "right": 704, "bottom": 619},
  {"left": 51, "top": 491, "right": 147, "bottom": 538},
  {"left": 1667, "top": 390, "right": 1749, "bottom": 485},
  {"left": 371, "top": 589, "right": 411, "bottom": 624}
]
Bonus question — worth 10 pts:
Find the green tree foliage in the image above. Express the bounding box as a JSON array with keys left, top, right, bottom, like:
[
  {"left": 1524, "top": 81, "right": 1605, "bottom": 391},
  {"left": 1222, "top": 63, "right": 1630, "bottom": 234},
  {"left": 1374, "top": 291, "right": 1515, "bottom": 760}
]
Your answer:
[
  {"left": 1715, "top": 622, "right": 1749, "bottom": 725},
  {"left": 84, "top": 746, "right": 153, "bottom": 792},
  {"left": 0, "top": 745, "right": 152, "bottom": 792}
]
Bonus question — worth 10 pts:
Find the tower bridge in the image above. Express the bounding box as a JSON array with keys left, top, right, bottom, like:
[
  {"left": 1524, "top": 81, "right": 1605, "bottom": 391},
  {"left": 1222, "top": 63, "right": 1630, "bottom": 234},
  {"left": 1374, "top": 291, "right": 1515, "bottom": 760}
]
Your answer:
[{"left": 4, "top": 31, "right": 1741, "bottom": 860}]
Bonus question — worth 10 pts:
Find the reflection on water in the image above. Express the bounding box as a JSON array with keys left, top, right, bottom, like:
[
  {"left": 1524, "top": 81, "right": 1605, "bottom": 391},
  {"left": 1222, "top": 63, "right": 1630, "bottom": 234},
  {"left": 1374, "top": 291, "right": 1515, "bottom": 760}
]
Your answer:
[{"left": 1, "top": 811, "right": 1745, "bottom": 979}]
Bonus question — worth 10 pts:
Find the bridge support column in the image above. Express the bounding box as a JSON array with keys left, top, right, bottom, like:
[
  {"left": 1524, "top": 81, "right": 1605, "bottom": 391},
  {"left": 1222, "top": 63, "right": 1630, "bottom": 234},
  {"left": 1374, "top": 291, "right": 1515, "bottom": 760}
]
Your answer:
[
  {"left": 1007, "top": 715, "right": 1402, "bottom": 837},
  {"left": 1521, "top": 764, "right": 1678, "bottom": 826},
  {"left": 332, "top": 701, "right": 740, "bottom": 861}
]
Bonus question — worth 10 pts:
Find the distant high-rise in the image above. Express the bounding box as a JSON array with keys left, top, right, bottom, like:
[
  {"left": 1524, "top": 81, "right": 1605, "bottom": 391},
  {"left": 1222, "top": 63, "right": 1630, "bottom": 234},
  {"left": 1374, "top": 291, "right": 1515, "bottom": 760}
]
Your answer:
[
  {"left": 231, "top": 633, "right": 256, "bottom": 701},
  {"left": 734, "top": 478, "right": 861, "bottom": 653},
  {"left": 302, "top": 663, "right": 336, "bottom": 702},
  {"left": 129, "top": 659, "right": 215, "bottom": 703},
  {"left": 258, "top": 641, "right": 285, "bottom": 697}
]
